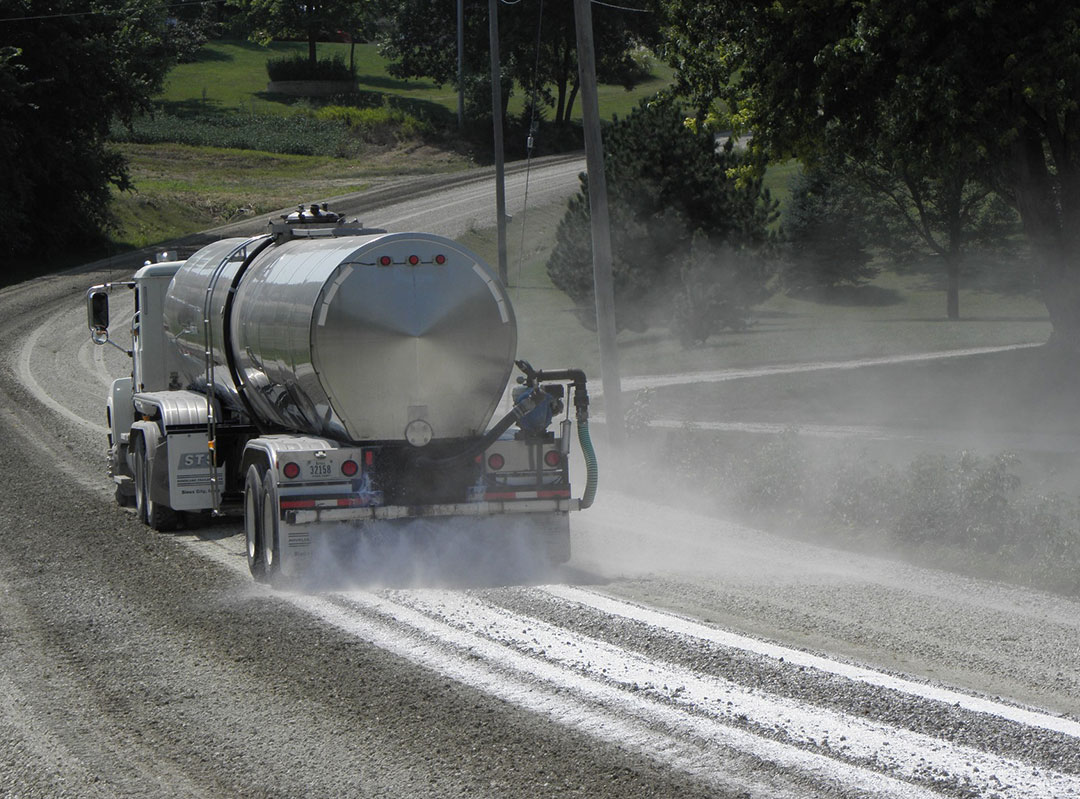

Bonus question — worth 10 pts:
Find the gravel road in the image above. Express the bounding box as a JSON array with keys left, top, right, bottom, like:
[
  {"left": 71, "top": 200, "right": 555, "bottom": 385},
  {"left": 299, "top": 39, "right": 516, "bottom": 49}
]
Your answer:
[{"left": 2, "top": 169, "right": 1079, "bottom": 798}]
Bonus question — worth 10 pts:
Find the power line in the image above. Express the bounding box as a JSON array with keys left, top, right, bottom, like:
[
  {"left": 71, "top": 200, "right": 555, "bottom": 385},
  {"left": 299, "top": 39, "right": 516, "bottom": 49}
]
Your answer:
[
  {"left": 590, "top": 0, "right": 653, "bottom": 11},
  {"left": 0, "top": 0, "right": 216, "bottom": 24}
]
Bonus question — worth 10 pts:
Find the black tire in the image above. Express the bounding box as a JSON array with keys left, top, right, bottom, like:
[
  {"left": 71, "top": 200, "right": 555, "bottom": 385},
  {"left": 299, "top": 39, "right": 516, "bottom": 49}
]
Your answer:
[
  {"left": 133, "top": 438, "right": 149, "bottom": 525},
  {"left": 114, "top": 482, "right": 136, "bottom": 508},
  {"left": 136, "top": 435, "right": 179, "bottom": 532},
  {"left": 244, "top": 464, "right": 267, "bottom": 582},
  {"left": 260, "top": 470, "right": 282, "bottom": 580},
  {"left": 146, "top": 484, "right": 180, "bottom": 532}
]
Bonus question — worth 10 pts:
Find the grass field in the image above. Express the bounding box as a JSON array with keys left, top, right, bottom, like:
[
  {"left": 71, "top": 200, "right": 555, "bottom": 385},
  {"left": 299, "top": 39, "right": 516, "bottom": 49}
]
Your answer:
[{"left": 159, "top": 40, "right": 675, "bottom": 123}]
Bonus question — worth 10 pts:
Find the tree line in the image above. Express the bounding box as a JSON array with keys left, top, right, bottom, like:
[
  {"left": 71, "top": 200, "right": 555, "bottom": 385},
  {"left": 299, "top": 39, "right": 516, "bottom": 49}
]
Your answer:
[{"left": 3, "top": 0, "right": 1079, "bottom": 354}]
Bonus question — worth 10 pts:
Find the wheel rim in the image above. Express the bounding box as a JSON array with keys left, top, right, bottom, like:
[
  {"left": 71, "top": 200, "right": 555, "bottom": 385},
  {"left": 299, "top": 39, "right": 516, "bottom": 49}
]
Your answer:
[
  {"left": 261, "top": 486, "right": 275, "bottom": 571},
  {"left": 134, "top": 446, "right": 148, "bottom": 523},
  {"left": 245, "top": 483, "right": 258, "bottom": 562}
]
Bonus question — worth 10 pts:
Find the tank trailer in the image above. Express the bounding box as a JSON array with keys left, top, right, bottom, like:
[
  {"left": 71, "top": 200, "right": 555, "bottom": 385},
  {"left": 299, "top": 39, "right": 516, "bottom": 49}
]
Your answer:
[{"left": 87, "top": 206, "right": 597, "bottom": 582}]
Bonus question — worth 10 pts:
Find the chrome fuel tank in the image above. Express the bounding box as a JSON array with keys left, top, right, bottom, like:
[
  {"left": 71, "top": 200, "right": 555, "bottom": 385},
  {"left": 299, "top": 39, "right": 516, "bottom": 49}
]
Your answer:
[{"left": 163, "top": 231, "right": 517, "bottom": 443}]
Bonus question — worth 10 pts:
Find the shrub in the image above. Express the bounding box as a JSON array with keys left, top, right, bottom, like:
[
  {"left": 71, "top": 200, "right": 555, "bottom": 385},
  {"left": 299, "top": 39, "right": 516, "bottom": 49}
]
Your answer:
[
  {"left": 781, "top": 160, "right": 878, "bottom": 291},
  {"left": 658, "top": 426, "right": 1080, "bottom": 593},
  {"left": 266, "top": 53, "right": 353, "bottom": 82},
  {"left": 313, "top": 104, "right": 433, "bottom": 145},
  {"left": 670, "top": 234, "right": 771, "bottom": 346},
  {"left": 547, "top": 96, "right": 778, "bottom": 341}
]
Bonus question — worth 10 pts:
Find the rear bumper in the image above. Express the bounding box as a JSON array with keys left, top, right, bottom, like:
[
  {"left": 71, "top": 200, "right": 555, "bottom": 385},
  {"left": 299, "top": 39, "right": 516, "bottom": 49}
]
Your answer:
[{"left": 284, "top": 497, "right": 580, "bottom": 525}]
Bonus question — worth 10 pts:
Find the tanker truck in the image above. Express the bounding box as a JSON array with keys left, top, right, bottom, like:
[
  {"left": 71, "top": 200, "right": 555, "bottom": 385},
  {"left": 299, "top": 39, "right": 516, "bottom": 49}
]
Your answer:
[{"left": 86, "top": 205, "right": 597, "bottom": 583}]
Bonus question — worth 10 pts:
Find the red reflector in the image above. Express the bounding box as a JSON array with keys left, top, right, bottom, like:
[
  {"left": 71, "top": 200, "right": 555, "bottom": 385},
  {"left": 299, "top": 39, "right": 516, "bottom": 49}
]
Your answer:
[
  {"left": 539, "top": 489, "right": 571, "bottom": 499},
  {"left": 341, "top": 459, "right": 359, "bottom": 477},
  {"left": 364, "top": 450, "right": 374, "bottom": 466},
  {"left": 379, "top": 255, "right": 392, "bottom": 266},
  {"left": 282, "top": 462, "right": 301, "bottom": 479},
  {"left": 281, "top": 499, "right": 316, "bottom": 509},
  {"left": 435, "top": 254, "right": 446, "bottom": 265},
  {"left": 408, "top": 254, "right": 420, "bottom": 265},
  {"left": 544, "top": 450, "right": 563, "bottom": 467},
  {"left": 487, "top": 453, "right": 505, "bottom": 470}
]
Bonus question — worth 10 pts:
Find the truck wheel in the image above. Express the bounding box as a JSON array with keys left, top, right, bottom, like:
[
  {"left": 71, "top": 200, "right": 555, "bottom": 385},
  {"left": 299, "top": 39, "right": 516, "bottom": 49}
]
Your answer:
[
  {"left": 133, "top": 441, "right": 149, "bottom": 525},
  {"left": 260, "top": 470, "right": 282, "bottom": 580},
  {"left": 244, "top": 465, "right": 267, "bottom": 582},
  {"left": 136, "top": 436, "right": 179, "bottom": 532},
  {"left": 114, "top": 482, "right": 135, "bottom": 508},
  {"left": 146, "top": 486, "right": 180, "bottom": 532}
]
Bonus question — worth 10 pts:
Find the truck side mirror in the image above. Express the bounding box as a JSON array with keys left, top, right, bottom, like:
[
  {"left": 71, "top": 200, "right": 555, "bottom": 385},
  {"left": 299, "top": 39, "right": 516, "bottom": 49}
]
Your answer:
[{"left": 87, "top": 289, "right": 110, "bottom": 343}]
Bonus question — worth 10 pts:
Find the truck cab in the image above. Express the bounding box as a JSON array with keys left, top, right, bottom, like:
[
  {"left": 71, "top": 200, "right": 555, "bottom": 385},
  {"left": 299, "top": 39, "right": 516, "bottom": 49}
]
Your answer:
[{"left": 88, "top": 258, "right": 185, "bottom": 505}]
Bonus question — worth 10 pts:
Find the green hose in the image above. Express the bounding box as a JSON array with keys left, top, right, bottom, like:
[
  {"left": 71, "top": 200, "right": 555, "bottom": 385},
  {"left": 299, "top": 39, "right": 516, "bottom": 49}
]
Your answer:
[{"left": 577, "top": 415, "right": 598, "bottom": 509}]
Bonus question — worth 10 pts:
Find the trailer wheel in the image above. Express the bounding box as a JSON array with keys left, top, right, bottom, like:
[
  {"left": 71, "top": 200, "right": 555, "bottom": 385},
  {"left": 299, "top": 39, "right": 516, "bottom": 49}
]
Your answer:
[
  {"left": 260, "top": 470, "right": 282, "bottom": 580},
  {"left": 244, "top": 464, "right": 267, "bottom": 582}
]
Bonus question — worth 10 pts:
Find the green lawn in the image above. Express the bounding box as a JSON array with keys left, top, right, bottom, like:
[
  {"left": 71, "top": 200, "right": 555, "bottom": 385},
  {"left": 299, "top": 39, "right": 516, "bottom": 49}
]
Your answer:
[{"left": 159, "top": 40, "right": 675, "bottom": 122}]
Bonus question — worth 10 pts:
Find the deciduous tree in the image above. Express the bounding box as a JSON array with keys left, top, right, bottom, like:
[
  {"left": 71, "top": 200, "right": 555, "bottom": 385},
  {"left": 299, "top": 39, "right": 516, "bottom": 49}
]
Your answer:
[
  {"left": 231, "top": 0, "right": 365, "bottom": 71},
  {"left": 0, "top": 0, "right": 174, "bottom": 266},
  {"left": 660, "top": 0, "right": 1080, "bottom": 348},
  {"left": 375, "top": 0, "right": 660, "bottom": 127},
  {"left": 547, "top": 97, "right": 777, "bottom": 340}
]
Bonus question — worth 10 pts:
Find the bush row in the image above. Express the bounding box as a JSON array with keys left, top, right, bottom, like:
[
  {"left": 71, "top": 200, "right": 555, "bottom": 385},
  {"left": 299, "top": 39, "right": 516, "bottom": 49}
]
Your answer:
[
  {"left": 266, "top": 53, "right": 353, "bottom": 82},
  {"left": 111, "top": 112, "right": 354, "bottom": 155},
  {"left": 110, "top": 103, "right": 435, "bottom": 156}
]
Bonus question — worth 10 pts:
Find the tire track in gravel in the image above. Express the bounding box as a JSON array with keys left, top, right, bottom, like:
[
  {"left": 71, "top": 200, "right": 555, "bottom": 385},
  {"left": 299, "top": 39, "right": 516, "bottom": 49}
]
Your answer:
[{"left": 160, "top": 524, "right": 1080, "bottom": 799}]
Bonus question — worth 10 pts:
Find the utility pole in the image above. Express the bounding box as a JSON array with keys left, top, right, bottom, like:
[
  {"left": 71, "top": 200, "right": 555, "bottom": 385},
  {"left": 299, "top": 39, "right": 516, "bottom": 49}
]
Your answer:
[
  {"left": 488, "top": 0, "right": 509, "bottom": 284},
  {"left": 457, "top": 0, "right": 464, "bottom": 129},
  {"left": 573, "top": 0, "right": 625, "bottom": 447}
]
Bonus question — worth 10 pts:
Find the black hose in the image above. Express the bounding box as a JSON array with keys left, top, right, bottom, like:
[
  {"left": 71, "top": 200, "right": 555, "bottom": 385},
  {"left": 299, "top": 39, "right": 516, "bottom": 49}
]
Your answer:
[{"left": 412, "top": 389, "right": 545, "bottom": 470}]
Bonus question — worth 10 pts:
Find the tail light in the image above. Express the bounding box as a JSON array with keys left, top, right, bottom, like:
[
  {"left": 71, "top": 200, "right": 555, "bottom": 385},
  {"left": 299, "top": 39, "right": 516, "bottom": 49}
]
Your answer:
[
  {"left": 341, "top": 459, "right": 359, "bottom": 477},
  {"left": 487, "top": 453, "right": 505, "bottom": 470},
  {"left": 544, "top": 450, "right": 563, "bottom": 468},
  {"left": 282, "top": 462, "right": 301, "bottom": 479}
]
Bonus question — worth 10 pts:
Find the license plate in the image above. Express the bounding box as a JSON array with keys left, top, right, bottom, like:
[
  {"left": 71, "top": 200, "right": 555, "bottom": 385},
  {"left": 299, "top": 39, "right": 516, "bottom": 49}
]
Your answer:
[{"left": 307, "top": 461, "right": 333, "bottom": 477}]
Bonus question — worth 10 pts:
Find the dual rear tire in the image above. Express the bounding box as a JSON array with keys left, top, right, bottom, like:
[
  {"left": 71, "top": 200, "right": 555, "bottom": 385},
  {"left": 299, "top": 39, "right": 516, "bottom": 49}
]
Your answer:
[
  {"left": 132, "top": 435, "right": 179, "bottom": 532},
  {"left": 244, "top": 464, "right": 281, "bottom": 583}
]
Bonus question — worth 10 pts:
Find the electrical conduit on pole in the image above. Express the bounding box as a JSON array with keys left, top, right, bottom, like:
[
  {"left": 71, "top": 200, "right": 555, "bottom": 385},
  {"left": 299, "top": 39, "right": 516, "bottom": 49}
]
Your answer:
[
  {"left": 572, "top": 0, "right": 624, "bottom": 448},
  {"left": 489, "top": 0, "right": 509, "bottom": 285}
]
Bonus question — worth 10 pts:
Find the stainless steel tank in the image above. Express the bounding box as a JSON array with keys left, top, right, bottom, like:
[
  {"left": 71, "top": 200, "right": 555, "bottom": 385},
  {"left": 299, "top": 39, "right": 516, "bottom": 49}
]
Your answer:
[{"left": 162, "top": 232, "right": 517, "bottom": 443}]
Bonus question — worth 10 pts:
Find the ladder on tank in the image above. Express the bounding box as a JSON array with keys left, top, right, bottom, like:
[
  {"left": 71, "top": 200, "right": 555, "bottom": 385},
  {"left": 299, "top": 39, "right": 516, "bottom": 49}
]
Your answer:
[{"left": 200, "top": 236, "right": 270, "bottom": 512}]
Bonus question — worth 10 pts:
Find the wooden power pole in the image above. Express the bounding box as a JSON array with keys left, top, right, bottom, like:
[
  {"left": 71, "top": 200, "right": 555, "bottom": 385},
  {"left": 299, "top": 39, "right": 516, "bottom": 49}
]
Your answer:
[
  {"left": 488, "top": 0, "right": 509, "bottom": 285},
  {"left": 573, "top": 0, "right": 625, "bottom": 447},
  {"left": 457, "top": 0, "right": 465, "bottom": 129}
]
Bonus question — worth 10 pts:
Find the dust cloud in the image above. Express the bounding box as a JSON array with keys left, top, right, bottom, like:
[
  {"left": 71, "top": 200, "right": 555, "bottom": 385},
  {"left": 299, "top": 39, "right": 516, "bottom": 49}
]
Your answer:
[
  {"left": 294, "top": 515, "right": 564, "bottom": 592},
  {"left": 568, "top": 341, "right": 1080, "bottom": 594}
]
